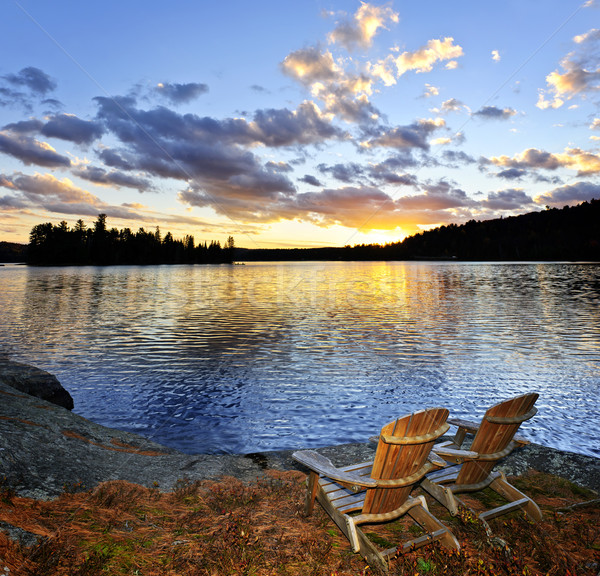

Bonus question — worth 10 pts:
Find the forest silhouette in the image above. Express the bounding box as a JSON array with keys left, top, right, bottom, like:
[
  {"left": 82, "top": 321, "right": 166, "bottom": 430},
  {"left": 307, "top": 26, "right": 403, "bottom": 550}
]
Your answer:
[
  {"left": 26, "top": 214, "right": 235, "bottom": 265},
  {"left": 239, "top": 199, "right": 600, "bottom": 262},
  {"left": 0, "top": 200, "right": 598, "bottom": 264}
]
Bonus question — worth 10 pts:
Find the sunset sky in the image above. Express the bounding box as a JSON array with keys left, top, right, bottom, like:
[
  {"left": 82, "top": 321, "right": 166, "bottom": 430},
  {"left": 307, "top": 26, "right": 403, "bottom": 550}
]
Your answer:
[{"left": 1, "top": 1, "right": 599, "bottom": 248}]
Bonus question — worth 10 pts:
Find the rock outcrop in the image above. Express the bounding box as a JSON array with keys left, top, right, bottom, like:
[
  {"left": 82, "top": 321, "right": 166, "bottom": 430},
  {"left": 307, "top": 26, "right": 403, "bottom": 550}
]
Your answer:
[
  {"left": 0, "top": 360, "right": 74, "bottom": 410},
  {"left": 0, "top": 366, "right": 598, "bottom": 501}
]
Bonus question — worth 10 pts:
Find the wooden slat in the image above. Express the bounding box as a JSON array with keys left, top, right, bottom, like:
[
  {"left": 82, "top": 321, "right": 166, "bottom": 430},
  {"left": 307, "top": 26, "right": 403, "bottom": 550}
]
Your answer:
[
  {"left": 363, "top": 407, "right": 449, "bottom": 515},
  {"left": 293, "top": 451, "right": 377, "bottom": 488},
  {"left": 456, "top": 393, "right": 538, "bottom": 486},
  {"left": 479, "top": 498, "right": 529, "bottom": 521},
  {"left": 425, "top": 465, "right": 460, "bottom": 484}
]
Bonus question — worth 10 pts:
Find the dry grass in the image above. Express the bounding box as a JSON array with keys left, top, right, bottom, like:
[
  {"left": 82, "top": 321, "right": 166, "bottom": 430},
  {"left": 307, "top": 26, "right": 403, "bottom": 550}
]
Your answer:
[{"left": 0, "top": 470, "right": 598, "bottom": 575}]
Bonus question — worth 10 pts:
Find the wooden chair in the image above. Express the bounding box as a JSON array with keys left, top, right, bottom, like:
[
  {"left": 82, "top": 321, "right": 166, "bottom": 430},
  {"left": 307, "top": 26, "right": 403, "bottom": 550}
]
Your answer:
[
  {"left": 421, "top": 393, "right": 543, "bottom": 533},
  {"left": 292, "top": 408, "right": 459, "bottom": 573}
]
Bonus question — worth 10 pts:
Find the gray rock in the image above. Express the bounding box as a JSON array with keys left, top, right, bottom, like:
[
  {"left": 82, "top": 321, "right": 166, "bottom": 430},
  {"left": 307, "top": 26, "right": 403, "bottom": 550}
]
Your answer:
[
  {"left": 0, "top": 361, "right": 73, "bottom": 410},
  {"left": 0, "top": 521, "right": 40, "bottom": 547},
  {"left": 0, "top": 378, "right": 285, "bottom": 500}
]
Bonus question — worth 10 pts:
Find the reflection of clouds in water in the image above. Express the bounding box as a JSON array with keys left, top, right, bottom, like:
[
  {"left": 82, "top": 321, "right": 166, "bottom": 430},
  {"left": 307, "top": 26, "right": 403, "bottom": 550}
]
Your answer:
[{"left": 0, "top": 262, "right": 598, "bottom": 457}]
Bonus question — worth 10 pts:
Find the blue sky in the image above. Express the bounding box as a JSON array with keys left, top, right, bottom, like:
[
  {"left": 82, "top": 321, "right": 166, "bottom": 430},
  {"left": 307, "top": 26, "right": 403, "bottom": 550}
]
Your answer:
[{"left": 1, "top": 1, "right": 599, "bottom": 248}]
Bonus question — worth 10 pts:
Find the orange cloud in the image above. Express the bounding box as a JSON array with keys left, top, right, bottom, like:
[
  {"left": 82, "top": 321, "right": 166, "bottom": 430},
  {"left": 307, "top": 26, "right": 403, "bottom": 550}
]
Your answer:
[
  {"left": 394, "top": 37, "right": 464, "bottom": 76},
  {"left": 537, "top": 28, "right": 600, "bottom": 109},
  {"left": 489, "top": 147, "right": 600, "bottom": 175},
  {"left": 328, "top": 2, "right": 399, "bottom": 50}
]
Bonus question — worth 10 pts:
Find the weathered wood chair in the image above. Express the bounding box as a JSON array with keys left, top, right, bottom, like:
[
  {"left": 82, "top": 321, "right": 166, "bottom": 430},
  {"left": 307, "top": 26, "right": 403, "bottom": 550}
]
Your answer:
[
  {"left": 292, "top": 408, "right": 459, "bottom": 573},
  {"left": 421, "top": 393, "right": 543, "bottom": 533}
]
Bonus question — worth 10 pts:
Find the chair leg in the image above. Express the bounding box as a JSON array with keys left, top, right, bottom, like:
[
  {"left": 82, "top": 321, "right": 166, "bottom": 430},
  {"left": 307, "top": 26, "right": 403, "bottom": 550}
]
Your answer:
[
  {"left": 421, "top": 478, "right": 460, "bottom": 516},
  {"left": 408, "top": 501, "right": 460, "bottom": 552},
  {"left": 354, "top": 527, "right": 391, "bottom": 574},
  {"left": 304, "top": 471, "right": 319, "bottom": 515},
  {"left": 490, "top": 473, "right": 543, "bottom": 522}
]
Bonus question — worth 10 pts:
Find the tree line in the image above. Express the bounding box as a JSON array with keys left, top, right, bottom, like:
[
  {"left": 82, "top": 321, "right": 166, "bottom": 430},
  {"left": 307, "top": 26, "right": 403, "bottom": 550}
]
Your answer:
[
  {"left": 387, "top": 199, "right": 600, "bottom": 261},
  {"left": 238, "top": 200, "right": 600, "bottom": 262},
  {"left": 27, "top": 214, "right": 235, "bottom": 265}
]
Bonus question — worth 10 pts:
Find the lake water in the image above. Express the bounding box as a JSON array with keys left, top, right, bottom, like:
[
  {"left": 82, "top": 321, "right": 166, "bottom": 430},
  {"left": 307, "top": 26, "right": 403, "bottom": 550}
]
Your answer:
[{"left": 1, "top": 261, "right": 599, "bottom": 458}]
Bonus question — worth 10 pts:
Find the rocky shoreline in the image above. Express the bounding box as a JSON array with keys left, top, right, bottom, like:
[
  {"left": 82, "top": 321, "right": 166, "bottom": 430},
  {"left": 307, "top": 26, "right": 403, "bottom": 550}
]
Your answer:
[{"left": 1, "top": 360, "right": 598, "bottom": 500}]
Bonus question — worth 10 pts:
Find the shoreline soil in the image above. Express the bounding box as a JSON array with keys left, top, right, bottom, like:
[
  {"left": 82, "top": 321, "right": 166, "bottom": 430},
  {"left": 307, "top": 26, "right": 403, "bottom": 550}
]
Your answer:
[{"left": 1, "top": 361, "right": 598, "bottom": 501}]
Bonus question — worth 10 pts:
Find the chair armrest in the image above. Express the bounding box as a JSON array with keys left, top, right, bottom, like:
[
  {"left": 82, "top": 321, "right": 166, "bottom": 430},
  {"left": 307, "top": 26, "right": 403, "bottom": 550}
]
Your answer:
[
  {"left": 513, "top": 434, "right": 530, "bottom": 446},
  {"left": 432, "top": 445, "right": 479, "bottom": 464},
  {"left": 428, "top": 450, "right": 448, "bottom": 468},
  {"left": 292, "top": 450, "right": 377, "bottom": 489},
  {"left": 447, "top": 417, "right": 480, "bottom": 433}
]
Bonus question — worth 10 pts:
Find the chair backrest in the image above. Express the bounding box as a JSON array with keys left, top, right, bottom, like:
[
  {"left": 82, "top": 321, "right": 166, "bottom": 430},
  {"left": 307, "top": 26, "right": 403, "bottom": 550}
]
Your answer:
[
  {"left": 456, "top": 393, "right": 539, "bottom": 486},
  {"left": 363, "top": 407, "right": 449, "bottom": 515}
]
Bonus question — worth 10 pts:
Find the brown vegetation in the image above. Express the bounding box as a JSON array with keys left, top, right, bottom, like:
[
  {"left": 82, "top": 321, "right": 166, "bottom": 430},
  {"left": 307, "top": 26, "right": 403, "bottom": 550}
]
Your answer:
[{"left": 0, "top": 470, "right": 598, "bottom": 575}]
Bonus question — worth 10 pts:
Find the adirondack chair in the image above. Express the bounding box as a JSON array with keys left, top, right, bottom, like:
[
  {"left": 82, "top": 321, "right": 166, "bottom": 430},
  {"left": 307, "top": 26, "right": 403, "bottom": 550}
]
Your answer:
[
  {"left": 421, "top": 393, "right": 542, "bottom": 533},
  {"left": 292, "top": 408, "right": 459, "bottom": 573}
]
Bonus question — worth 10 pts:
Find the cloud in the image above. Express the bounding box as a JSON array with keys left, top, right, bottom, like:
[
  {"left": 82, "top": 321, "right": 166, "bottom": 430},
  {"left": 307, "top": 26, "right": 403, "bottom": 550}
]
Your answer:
[
  {"left": 394, "top": 37, "right": 464, "bottom": 76},
  {"left": 251, "top": 84, "right": 268, "bottom": 93},
  {"left": 327, "top": 2, "right": 399, "bottom": 50},
  {"left": 155, "top": 82, "right": 209, "bottom": 104},
  {"left": 250, "top": 101, "right": 345, "bottom": 145},
  {"left": 272, "top": 180, "right": 477, "bottom": 233},
  {"left": 366, "top": 158, "right": 418, "bottom": 185},
  {"left": 283, "top": 17, "right": 462, "bottom": 128},
  {"left": 363, "top": 118, "right": 445, "bottom": 150},
  {"left": 293, "top": 185, "right": 396, "bottom": 229},
  {"left": 0, "top": 193, "right": 28, "bottom": 210},
  {"left": 2, "top": 119, "right": 44, "bottom": 133},
  {"left": 491, "top": 50, "right": 501, "bottom": 62},
  {"left": 178, "top": 171, "right": 296, "bottom": 222},
  {"left": 481, "top": 189, "right": 535, "bottom": 210},
  {"left": 473, "top": 105, "right": 517, "bottom": 120},
  {"left": 0, "top": 170, "right": 202, "bottom": 225},
  {"left": 534, "top": 180, "right": 600, "bottom": 206},
  {"left": 423, "top": 84, "right": 439, "bottom": 97},
  {"left": 2, "top": 67, "right": 56, "bottom": 96},
  {"left": 98, "top": 148, "right": 136, "bottom": 171},
  {"left": 0, "top": 171, "right": 102, "bottom": 208},
  {"left": 0, "top": 67, "right": 57, "bottom": 112},
  {"left": 41, "top": 98, "right": 63, "bottom": 111},
  {"left": 441, "top": 150, "right": 476, "bottom": 166},
  {"left": 496, "top": 167, "right": 528, "bottom": 180},
  {"left": 396, "top": 180, "right": 473, "bottom": 211},
  {"left": 435, "top": 98, "right": 467, "bottom": 114},
  {"left": 317, "top": 162, "right": 364, "bottom": 183},
  {"left": 0, "top": 130, "right": 71, "bottom": 168},
  {"left": 73, "top": 165, "right": 153, "bottom": 192},
  {"left": 299, "top": 174, "right": 323, "bottom": 187},
  {"left": 537, "top": 28, "right": 600, "bottom": 109},
  {"left": 95, "top": 95, "right": 343, "bottom": 152},
  {"left": 92, "top": 96, "right": 308, "bottom": 219},
  {"left": 265, "top": 161, "right": 293, "bottom": 173},
  {"left": 179, "top": 173, "right": 470, "bottom": 233},
  {"left": 281, "top": 46, "right": 340, "bottom": 86},
  {"left": 281, "top": 45, "right": 381, "bottom": 123},
  {"left": 370, "top": 37, "right": 463, "bottom": 87},
  {"left": 374, "top": 150, "right": 419, "bottom": 170},
  {"left": 41, "top": 113, "right": 105, "bottom": 145},
  {"left": 488, "top": 147, "right": 600, "bottom": 175}
]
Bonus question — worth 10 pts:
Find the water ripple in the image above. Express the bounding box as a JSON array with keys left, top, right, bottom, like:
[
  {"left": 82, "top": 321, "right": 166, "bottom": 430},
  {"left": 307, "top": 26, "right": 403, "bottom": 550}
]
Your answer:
[{"left": 1, "top": 261, "right": 599, "bottom": 457}]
